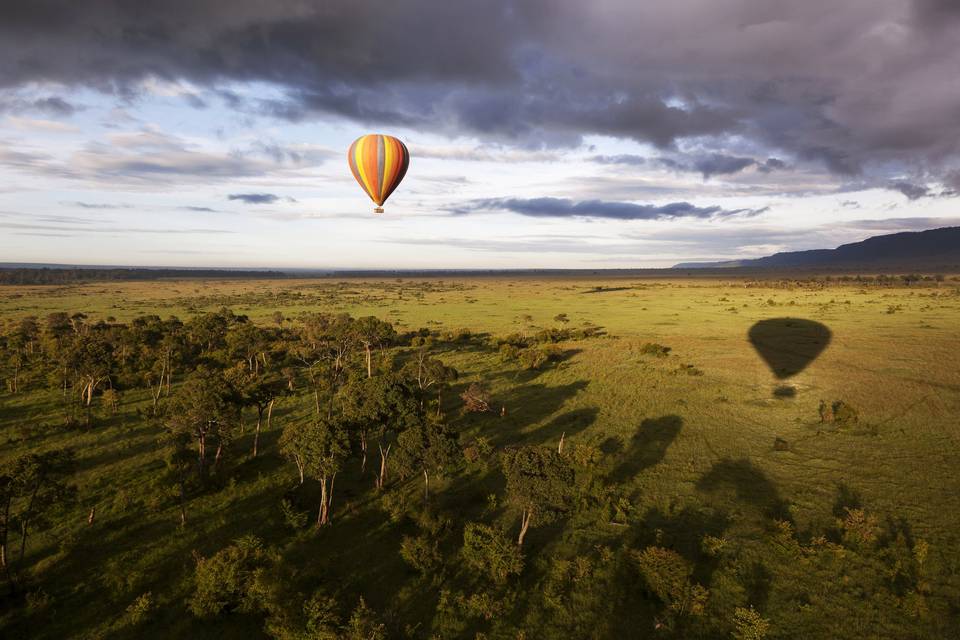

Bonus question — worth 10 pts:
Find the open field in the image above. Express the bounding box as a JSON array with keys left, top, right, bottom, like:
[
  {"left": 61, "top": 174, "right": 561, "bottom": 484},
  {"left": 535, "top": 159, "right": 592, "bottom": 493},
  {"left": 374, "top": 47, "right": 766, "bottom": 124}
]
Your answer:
[{"left": 2, "top": 276, "right": 959, "bottom": 639}]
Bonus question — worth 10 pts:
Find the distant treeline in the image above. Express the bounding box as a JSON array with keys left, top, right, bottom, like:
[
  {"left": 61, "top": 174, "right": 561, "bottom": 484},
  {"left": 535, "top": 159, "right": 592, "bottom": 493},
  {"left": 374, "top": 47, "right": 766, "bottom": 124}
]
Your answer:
[{"left": 0, "top": 267, "right": 288, "bottom": 285}]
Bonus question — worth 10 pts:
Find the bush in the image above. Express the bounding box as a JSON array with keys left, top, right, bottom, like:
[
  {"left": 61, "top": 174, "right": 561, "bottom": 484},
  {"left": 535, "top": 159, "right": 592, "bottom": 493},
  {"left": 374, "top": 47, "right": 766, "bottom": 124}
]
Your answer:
[
  {"left": 461, "top": 383, "right": 492, "bottom": 413},
  {"left": 640, "top": 342, "right": 672, "bottom": 357},
  {"left": 462, "top": 522, "right": 523, "bottom": 583},
  {"left": 400, "top": 535, "right": 442, "bottom": 574},
  {"left": 732, "top": 606, "right": 770, "bottom": 640},
  {"left": 631, "top": 546, "right": 708, "bottom": 619},
  {"left": 518, "top": 347, "right": 549, "bottom": 370},
  {"left": 819, "top": 400, "right": 860, "bottom": 427},
  {"left": 190, "top": 535, "right": 269, "bottom": 617}
]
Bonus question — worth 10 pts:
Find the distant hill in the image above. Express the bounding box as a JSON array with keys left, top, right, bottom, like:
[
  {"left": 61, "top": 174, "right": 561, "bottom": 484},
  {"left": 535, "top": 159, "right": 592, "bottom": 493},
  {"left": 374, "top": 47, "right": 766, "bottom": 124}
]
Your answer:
[{"left": 673, "top": 226, "right": 960, "bottom": 270}]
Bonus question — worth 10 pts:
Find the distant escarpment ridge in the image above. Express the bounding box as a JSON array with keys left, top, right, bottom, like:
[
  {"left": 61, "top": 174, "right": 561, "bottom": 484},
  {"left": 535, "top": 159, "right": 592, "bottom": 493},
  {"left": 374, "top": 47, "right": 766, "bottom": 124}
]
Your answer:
[{"left": 673, "top": 226, "right": 960, "bottom": 270}]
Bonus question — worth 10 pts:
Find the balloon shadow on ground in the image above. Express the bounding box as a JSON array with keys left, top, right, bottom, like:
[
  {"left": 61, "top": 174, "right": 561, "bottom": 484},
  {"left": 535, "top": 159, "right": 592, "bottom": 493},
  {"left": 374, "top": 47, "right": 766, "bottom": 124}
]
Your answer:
[{"left": 748, "top": 317, "right": 831, "bottom": 380}]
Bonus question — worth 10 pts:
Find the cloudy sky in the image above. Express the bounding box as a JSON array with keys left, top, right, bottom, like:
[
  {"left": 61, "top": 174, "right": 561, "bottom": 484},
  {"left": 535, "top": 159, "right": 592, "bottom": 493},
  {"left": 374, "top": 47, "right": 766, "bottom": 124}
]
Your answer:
[{"left": 1, "top": 0, "right": 959, "bottom": 269}]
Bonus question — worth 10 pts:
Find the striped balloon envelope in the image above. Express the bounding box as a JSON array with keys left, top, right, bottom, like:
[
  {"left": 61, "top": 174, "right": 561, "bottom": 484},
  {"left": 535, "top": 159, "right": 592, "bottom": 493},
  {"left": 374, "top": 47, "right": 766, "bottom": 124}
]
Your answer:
[{"left": 347, "top": 134, "right": 410, "bottom": 213}]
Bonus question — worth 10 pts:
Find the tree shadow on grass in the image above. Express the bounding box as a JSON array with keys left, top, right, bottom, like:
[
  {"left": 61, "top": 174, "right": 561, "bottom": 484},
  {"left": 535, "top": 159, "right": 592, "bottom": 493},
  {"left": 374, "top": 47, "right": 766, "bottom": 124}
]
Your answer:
[
  {"left": 609, "top": 415, "right": 684, "bottom": 484},
  {"left": 474, "top": 380, "right": 590, "bottom": 448},
  {"left": 526, "top": 406, "right": 598, "bottom": 448},
  {"left": 695, "top": 458, "right": 792, "bottom": 522}
]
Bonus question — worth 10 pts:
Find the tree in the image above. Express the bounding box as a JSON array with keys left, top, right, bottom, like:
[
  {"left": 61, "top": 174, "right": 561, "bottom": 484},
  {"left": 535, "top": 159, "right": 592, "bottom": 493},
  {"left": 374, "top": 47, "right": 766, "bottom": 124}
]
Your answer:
[
  {"left": 340, "top": 373, "right": 420, "bottom": 488},
  {"left": 159, "top": 423, "right": 192, "bottom": 526},
  {"left": 461, "top": 522, "right": 523, "bottom": 583},
  {"left": 344, "top": 597, "right": 386, "bottom": 640},
  {"left": 406, "top": 350, "right": 458, "bottom": 416},
  {"left": 227, "top": 365, "right": 287, "bottom": 458},
  {"left": 296, "top": 313, "right": 357, "bottom": 417},
  {"left": 354, "top": 316, "right": 395, "bottom": 378},
  {"left": 163, "top": 367, "right": 240, "bottom": 481},
  {"left": 190, "top": 535, "right": 269, "bottom": 617},
  {"left": 0, "top": 449, "right": 76, "bottom": 589},
  {"left": 500, "top": 445, "right": 574, "bottom": 546},
  {"left": 631, "top": 546, "right": 709, "bottom": 625},
  {"left": 279, "top": 418, "right": 350, "bottom": 526},
  {"left": 394, "top": 414, "right": 460, "bottom": 501},
  {"left": 65, "top": 330, "right": 115, "bottom": 408}
]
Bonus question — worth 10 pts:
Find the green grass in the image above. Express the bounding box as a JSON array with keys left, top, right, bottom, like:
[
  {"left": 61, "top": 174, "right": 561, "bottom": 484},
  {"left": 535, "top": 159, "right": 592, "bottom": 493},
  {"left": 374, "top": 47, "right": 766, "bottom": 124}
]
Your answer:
[{"left": 2, "top": 276, "right": 959, "bottom": 638}]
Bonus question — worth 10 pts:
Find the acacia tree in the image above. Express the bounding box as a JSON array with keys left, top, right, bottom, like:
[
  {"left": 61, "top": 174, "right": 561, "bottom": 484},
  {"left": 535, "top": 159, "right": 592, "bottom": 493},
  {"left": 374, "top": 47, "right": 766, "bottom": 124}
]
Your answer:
[
  {"left": 279, "top": 418, "right": 350, "bottom": 526},
  {"left": 159, "top": 424, "right": 193, "bottom": 526},
  {"left": 500, "top": 445, "right": 575, "bottom": 546},
  {"left": 296, "top": 313, "right": 357, "bottom": 418},
  {"left": 163, "top": 367, "right": 240, "bottom": 481},
  {"left": 67, "top": 331, "right": 115, "bottom": 408},
  {"left": 0, "top": 449, "right": 76, "bottom": 589},
  {"left": 227, "top": 365, "right": 287, "bottom": 458},
  {"left": 340, "top": 373, "right": 420, "bottom": 488},
  {"left": 405, "top": 350, "right": 458, "bottom": 416},
  {"left": 353, "top": 316, "right": 395, "bottom": 378},
  {"left": 394, "top": 415, "right": 460, "bottom": 501}
]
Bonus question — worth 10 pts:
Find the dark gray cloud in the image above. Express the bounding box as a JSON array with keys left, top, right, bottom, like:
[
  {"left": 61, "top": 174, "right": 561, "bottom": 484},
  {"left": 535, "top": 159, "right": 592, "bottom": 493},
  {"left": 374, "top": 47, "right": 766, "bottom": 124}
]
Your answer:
[
  {"left": 889, "top": 181, "right": 930, "bottom": 200},
  {"left": 0, "top": 94, "right": 82, "bottom": 116},
  {"left": 592, "top": 152, "right": 786, "bottom": 179},
  {"left": 181, "top": 205, "right": 218, "bottom": 212},
  {"left": 1, "top": 1, "right": 959, "bottom": 187},
  {"left": 456, "top": 197, "right": 766, "bottom": 220},
  {"left": 228, "top": 193, "right": 294, "bottom": 205}
]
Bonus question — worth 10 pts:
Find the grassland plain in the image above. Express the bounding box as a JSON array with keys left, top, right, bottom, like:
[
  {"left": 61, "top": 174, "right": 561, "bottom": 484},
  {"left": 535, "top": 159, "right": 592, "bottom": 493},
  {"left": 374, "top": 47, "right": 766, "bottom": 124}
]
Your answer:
[{"left": 1, "top": 276, "right": 959, "bottom": 638}]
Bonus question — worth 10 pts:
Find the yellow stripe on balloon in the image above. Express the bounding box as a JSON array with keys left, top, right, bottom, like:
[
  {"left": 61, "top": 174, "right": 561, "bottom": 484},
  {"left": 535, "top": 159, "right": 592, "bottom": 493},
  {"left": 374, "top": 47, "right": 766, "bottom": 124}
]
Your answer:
[{"left": 354, "top": 137, "right": 373, "bottom": 201}]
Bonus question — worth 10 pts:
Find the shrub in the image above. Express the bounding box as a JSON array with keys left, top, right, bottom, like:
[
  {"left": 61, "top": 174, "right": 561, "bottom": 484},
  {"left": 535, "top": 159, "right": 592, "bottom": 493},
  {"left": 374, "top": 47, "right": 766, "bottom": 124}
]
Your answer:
[
  {"left": 462, "top": 522, "right": 523, "bottom": 583},
  {"left": 819, "top": 400, "right": 859, "bottom": 426},
  {"left": 461, "top": 382, "right": 492, "bottom": 413},
  {"left": 518, "top": 347, "right": 549, "bottom": 370},
  {"left": 631, "top": 546, "right": 708, "bottom": 618},
  {"left": 640, "top": 342, "right": 672, "bottom": 357},
  {"left": 732, "top": 606, "right": 770, "bottom": 640},
  {"left": 400, "top": 535, "right": 442, "bottom": 574},
  {"left": 123, "top": 592, "right": 154, "bottom": 626},
  {"left": 190, "top": 535, "right": 269, "bottom": 617}
]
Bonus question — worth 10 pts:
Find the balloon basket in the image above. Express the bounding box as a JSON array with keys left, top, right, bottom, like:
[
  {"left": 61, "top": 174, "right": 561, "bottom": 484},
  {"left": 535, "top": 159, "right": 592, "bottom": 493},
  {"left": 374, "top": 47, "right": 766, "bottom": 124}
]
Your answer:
[{"left": 374, "top": 207, "right": 384, "bottom": 214}]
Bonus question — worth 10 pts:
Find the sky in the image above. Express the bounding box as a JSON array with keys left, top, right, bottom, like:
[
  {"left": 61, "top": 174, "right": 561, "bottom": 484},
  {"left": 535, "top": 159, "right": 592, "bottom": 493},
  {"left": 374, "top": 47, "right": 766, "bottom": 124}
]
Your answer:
[{"left": 1, "top": 0, "right": 959, "bottom": 269}]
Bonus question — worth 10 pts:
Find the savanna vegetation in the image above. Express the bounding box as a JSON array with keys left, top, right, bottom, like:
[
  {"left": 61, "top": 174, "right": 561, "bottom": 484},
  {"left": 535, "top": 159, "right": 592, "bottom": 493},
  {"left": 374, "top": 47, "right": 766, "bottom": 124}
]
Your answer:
[{"left": 1, "top": 275, "right": 959, "bottom": 639}]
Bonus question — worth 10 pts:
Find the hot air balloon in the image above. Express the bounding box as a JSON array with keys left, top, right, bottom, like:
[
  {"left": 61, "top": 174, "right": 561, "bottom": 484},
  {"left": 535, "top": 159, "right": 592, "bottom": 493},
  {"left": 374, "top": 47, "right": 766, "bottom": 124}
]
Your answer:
[{"left": 347, "top": 134, "right": 410, "bottom": 214}]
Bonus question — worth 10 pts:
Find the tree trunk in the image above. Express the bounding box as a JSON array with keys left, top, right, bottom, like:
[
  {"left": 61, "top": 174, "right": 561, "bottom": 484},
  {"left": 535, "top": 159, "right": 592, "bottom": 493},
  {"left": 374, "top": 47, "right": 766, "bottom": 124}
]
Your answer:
[
  {"left": 294, "top": 455, "right": 305, "bottom": 485},
  {"left": 252, "top": 407, "right": 263, "bottom": 458},
  {"left": 423, "top": 469, "right": 430, "bottom": 502},
  {"left": 317, "top": 476, "right": 328, "bottom": 527},
  {"left": 328, "top": 473, "right": 336, "bottom": 522},
  {"left": 518, "top": 510, "right": 532, "bottom": 546},
  {"left": 360, "top": 432, "right": 368, "bottom": 473},
  {"left": 365, "top": 344, "right": 372, "bottom": 378},
  {"left": 377, "top": 443, "right": 391, "bottom": 489},
  {"left": 178, "top": 470, "right": 187, "bottom": 527}
]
